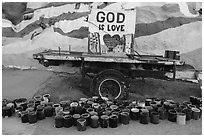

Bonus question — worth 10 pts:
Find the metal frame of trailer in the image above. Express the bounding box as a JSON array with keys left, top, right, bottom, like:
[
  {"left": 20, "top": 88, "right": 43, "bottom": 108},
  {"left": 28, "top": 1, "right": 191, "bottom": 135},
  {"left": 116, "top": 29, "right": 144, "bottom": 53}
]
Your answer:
[{"left": 33, "top": 49, "right": 184, "bottom": 100}]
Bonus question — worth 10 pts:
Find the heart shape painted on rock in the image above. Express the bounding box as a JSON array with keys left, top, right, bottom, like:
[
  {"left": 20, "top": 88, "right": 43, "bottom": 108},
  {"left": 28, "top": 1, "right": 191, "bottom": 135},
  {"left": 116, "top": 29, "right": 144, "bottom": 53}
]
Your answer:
[{"left": 103, "top": 34, "right": 122, "bottom": 50}]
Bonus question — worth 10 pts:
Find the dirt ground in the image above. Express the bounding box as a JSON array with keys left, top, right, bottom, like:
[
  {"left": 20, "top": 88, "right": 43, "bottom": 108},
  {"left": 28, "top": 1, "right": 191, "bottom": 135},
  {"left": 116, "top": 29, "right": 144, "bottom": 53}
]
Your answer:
[{"left": 2, "top": 69, "right": 202, "bottom": 135}]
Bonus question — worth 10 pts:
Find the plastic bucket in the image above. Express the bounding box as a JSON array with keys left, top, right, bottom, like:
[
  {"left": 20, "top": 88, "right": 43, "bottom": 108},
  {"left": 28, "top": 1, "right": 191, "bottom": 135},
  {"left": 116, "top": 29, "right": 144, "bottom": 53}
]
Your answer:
[
  {"left": 63, "top": 115, "right": 73, "bottom": 128},
  {"left": 100, "top": 115, "right": 109, "bottom": 128},
  {"left": 44, "top": 106, "right": 53, "bottom": 117},
  {"left": 77, "top": 118, "right": 87, "bottom": 131},
  {"left": 145, "top": 98, "right": 152, "bottom": 106},
  {"left": 176, "top": 113, "right": 186, "bottom": 125},
  {"left": 150, "top": 112, "right": 159, "bottom": 124},
  {"left": 109, "top": 114, "right": 118, "bottom": 128},
  {"left": 140, "top": 111, "right": 149, "bottom": 124},
  {"left": 168, "top": 109, "right": 177, "bottom": 122},
  {"left": 182, "top": 108, "right": 192, "bottom": 121},
  {"left": 130, "top": 108, "right": 140, "bottom": 120},
  {"left": 120, "top": 112, "right": 130, "bottom": 125},
  {"left": 28, "top": 111, "right": 37, "bottom": 124},
  {"left": 36, "top": 105, "right": 45, "bottom": 120},
  {"left": 73, "top": 114, "right": 81, "bottom": 126},
  {"left": 90, "top": 115, "right": 99, "bottom": 128},
  {"left": 43, "top": 94, "right": 50, "bottom": 102},
  {"left": 191, "top": 108, "right": 200, "bottom": 120},
  {"left": 81, "top": 113, "right": 91, "bottom": 126},
  {"left": 55, "top": 115, "right": 64, "bottom": 128},
  {"left": 21, "top": 111, "right": 29, "bottom": 123},
  {"left": 34, "top": 95, "right": 42, "bottom": 101}
]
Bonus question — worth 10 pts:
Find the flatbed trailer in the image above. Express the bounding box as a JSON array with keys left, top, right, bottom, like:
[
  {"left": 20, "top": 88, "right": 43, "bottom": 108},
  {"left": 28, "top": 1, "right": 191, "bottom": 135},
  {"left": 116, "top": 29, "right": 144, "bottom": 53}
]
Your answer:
[{"left": 33, "top": 49, "right": 184, "bottom": 100}]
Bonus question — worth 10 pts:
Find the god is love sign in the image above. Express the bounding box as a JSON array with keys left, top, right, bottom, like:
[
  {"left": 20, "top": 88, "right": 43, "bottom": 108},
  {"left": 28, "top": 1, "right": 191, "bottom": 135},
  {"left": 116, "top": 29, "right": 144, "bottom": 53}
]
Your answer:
[{"left": 88, "top": 9, "right": 136, "bottom": 54}]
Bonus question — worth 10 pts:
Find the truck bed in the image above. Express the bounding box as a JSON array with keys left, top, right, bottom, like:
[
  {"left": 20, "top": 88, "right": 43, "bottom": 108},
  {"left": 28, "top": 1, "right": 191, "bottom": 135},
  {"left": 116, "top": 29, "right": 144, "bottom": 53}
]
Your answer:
[{"left": 33, "top": 50, "right": 183, "bottom": 65}]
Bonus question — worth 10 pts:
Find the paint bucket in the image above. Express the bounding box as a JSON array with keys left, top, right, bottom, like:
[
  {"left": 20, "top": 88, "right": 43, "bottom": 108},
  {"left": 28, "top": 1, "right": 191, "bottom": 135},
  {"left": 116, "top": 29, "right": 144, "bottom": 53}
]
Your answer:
[
  {"left": 122, "top": 108, "right": 130, "bottom": 113},
  {"left": 20, "top": 102, "right": 28, "bottom": 111},
  {"left": 46, "top": 102, "right": 54, "bottom": 107},
  {"left": 168, "top": 109, "right": 177, "bottom": 122},
  {"left": 145, "top": 98, "right": 152, "bottom": 106},
  {"left": 86, "top": 107, "right": 95, "bottom": 114},
  {"left": 100, "top": 103, "right": 107, "bottom": 110},
  {"left": 76, "top": 118, "right": 87, "bottom": 131},
  {"left": 163, "top": 101, "right": 170, "bottom": 112},
  {"left": 182, "top": 101, "right": 191, "bottom": 106},
  {"left": 59, "top": 100, "right": 70, "bottom": 110},
  {"left": 34, "top": 100, "right": 41, "bottom": 110},
  {"left": 26, "top": 106, "right": 35, "bottom": 113},
  {"left": 52, "top": 104, "right": 61, "bottom": 115},
  {"left": 92, "top": 103, "right": 100, "bottom": 109},
  {"left": 14, "top": 98, "right": 27, "bottom": 108},
  {"left": 140, "top": 111, "right": 149, "bottom": 124},
  {"left": 6, "top": 103, "right": 15, "bottom": 114},
  {"left": 80, "top": 98, "right": 88, "bottom": 104},
  {"left": 187, "top": 104, "right": 196, "bottom": 109},
  {"left": 3, "top": 106, "right": 12, "bottom": 117},
  {"left": 28, "top": 111, "right": 37, "bottom": 124},
  {"left": 176, "top": 113, "right": 186, "bottom": 125},
  {"left": 36, "top": 105, "right": 45, "bottom": 120},
  {"left": 100, "top": 115, "right": 109, "bottom": 128},
  {"left": 27, "top": 103, "right": 35, "bottom": 109},
  {"left": 21, "top": 111, "right": 29, "bottom": 123},
  {"left": 138, "top": 102, "right": 146, "bottom": 107},
  {"left": 182, "top": 108, "right": 192, "bottom": 121},
  {"left": 70, "top": 102, "right": 78, "bottom": 108},
  {"left": 169, "top": 102, "right": 177, "bottom": 110},
  {"left": 150, "top": 112, "right": 159, "bottom": 124},
  {"left": 87, "top": 101, "right": 94, "bottom": 106},
  {"left": 63, "top": 115, "right": 73, "bottom": 128},
  {"left": 154, "top": 99, "right": 162, "bottom": 105},
  {"left": 92, "top": 96, "right": 99, "bottom": 102},
  {"left": 150, "top": 102, "right": 158, "bottom": 111},
  {"left": 81, "top": 113, "right": 91, "bottom": 126},
  {"left": 44, "top": 106, "right": 53, "bottom": 117},
  {"left": 73, "top": 114, "right": 81, "bottom": 126},
  {"left": 62, "top": 110, "right": 70, "bottom": 116},
  {"left": 55, "top": 106, "right": 63, "bottom": 116},
  {"left": 95, "top": 107, "right": 103, "bottom": 116},
  {"left": 130, "top": 108, "right": 140, "bottom": 120},
  {"left": 120, "top": 112, "right": 130, "bottom": 125},
  {"left": 43, "top": 94, "right": 50, "bottom": 102},
  {"left": 34, "top": 95, "right": 42, "bottom": 101},
  {"left": 122, "top": 100, "right": 130, "bottom": 107},
  {"left": 109, "top": 114, "right": 118, "bottom": 128},
  {"left": 191, "top": 108, "right": 200, "bottom": 120},
  {"left": 15, "top": 106, "right": 23, "bottom": 118},
  {"left": 90, "top": 115, "right": 99, "bottom": 128},
  {"left": 55, "top": 115, "right": 64, "bottom": 128},
  {"left": 158, "top": 107, "right": 166, "bottom": 120},
  {"left": 75, "top": 105, "right": 83, "bottom": 114},
  {"left": 110, "top": 105, "right": 118, "bottom": 110}
]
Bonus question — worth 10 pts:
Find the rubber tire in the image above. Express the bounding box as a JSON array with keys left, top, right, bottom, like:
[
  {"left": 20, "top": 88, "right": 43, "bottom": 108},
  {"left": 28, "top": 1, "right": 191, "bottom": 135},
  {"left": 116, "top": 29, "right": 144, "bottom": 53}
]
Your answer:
[{"left": 94, "top": 75, "right": 126, "bottom": 100}]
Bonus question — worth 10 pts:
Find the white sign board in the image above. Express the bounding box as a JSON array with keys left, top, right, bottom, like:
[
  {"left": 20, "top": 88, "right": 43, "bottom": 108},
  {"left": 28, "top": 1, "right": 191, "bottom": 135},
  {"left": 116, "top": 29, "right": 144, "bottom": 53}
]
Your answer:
[{"left": 88, "top": 9, "right": 136, "bottom": 54}]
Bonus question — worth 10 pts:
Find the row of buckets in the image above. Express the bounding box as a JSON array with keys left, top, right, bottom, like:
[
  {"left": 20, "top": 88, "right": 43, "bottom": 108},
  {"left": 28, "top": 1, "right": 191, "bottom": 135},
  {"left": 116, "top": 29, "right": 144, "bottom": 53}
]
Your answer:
[{"left": 2, "top": 95, "right": 202, "bottom": 131}]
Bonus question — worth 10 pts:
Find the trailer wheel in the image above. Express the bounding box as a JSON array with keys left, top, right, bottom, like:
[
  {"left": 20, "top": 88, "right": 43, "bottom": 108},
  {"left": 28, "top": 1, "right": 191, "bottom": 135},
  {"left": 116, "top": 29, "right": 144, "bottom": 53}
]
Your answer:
[{"left": 90, "top": 69, "right": 128, "bottom": 100}]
